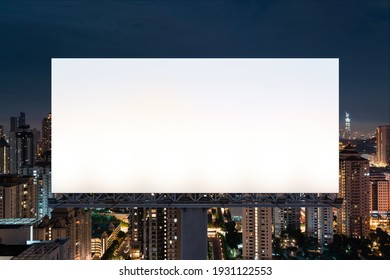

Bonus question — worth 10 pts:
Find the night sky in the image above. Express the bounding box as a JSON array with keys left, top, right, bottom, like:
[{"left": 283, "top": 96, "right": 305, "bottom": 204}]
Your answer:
[{"left": 0, "top": 0, "right": 389, "bottom": 134}]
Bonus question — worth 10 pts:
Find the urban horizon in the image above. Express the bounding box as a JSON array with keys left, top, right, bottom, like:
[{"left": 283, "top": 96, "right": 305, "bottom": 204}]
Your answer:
[{"left": 0, "top": 110, "right": 387, "bottom": 141}]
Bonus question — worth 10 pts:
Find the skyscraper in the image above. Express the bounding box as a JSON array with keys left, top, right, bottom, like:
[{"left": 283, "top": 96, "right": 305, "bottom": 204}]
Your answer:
[
  {"left": 344, "top": 112, "right": 351, "bottom": 139},
  {"left": 305, "top": 206, "right": 333, "bottom": 247},
  {"left": 369, "top": 173, "right": 390, "bottom": 214},
  {"left": 10, "top": 112, "right": 26, "bottom": 132},
  {"left": 0, "top": 137, "right": 10, "bottom": 174},
  {"left": 128, "top": 207, "right": 144, "bottom": 259},
  {"left": 9, "top": 129, "right": 35, "bottom": 174},
  {"left": 272, "top": 207, "right": 300, "bottom": 238},
  {"left": 143, "top": 208, "right": 181, "bottom": 260},
  {"left": 0, "top": 175, "right": 37, "bottom": 219},
  {"left": 41, "top": 113, "right": 51, "bottom": 153},
  {"left": 9, "top": 123, "right": 39, "bottom": 174},
  {"left": 242, "top": 207, "right": 272, "bottom": 260},
  {"left": 128, "top": 207, "right": 181, "bottom": 260},
  {"left": 338, "top": 144, "right": 370, "bottom": 238},
  {"left": 0, "top": 124, "right": 4, "bottom": 138},
  {"left": 21, "top": 163, "right": 52, "bottom": 219},
  {"left": 376, "top": 125, "right": 390, "bottom": 166}
]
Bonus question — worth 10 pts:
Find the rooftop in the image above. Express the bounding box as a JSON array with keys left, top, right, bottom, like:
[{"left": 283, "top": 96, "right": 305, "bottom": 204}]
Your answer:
[
  {"left": 0, "top": 245, "right": 30, "bottom": 257},
  {"left": 0, "top": 137, "right": 9, "bottom": 147},
  {"left": 11, "top": 239, "right": 69, "bottom": 260},
  {"left": 0, "top": 218, "right": 39, "bottom": 226},
  {"left": 0, "top": 175, "right": 33, "bottom": 187},
  {"left": 340, "top": 143, "right": 368, "bottom": 161}
]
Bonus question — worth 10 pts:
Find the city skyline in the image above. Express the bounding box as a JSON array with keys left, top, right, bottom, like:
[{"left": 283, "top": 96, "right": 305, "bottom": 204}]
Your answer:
[
  {"left": 1, "top": 112, "right": 390, "bottom": 260},
  {"left": 0, "top": 110, "right": 386, "bottom": 138}
]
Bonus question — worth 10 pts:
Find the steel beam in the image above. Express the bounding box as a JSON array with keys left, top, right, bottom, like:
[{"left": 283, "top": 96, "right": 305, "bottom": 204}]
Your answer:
[{"left": 49, "top": 193, "right": 342, "bottom": 208}]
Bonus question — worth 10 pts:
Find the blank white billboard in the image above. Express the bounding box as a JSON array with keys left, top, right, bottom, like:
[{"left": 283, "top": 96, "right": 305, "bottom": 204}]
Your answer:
[{"left": 52, "top": 58, "right": 338, "bottom": 193}]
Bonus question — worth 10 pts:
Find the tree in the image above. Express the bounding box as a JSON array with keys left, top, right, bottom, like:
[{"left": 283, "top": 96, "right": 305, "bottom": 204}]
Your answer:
[
  {"left": 117, "top": 230, "right": 125, "bottom": 239},
  {"left": 101, "top": 240, "right": 119, "bottom": 260},
  {"left": 223, "top": 221, "right": 241, "bottom": 250}
]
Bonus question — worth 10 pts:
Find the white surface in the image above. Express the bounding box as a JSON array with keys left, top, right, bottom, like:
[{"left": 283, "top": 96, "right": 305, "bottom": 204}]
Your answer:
[
  {"left": 52, "top": 59, "right": 338, "bottom": 193},
  {"left": 0, "top": 259, "right": 379, "bottom": 280}
]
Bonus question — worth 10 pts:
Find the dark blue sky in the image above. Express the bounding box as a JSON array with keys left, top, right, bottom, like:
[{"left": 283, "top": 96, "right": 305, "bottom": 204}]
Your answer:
[{"left": 0, "top": 0, "right": 389, "bottom": 134}]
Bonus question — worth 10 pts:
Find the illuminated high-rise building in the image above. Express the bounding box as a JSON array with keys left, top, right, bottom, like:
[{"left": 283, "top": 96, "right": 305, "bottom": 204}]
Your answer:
[
  {"left": 376, "top": 125, "right": 390, "bottom": 166},
  {"left": 9, "top": 124, "right": 39, "bottom": 174},
  {"left": 128, "top": 207, "right": 144, "bottom": 259},
  {"left": 0, "top": 175, "right": 37, "bottom": 219},
  {"left": 338, "top": 144, "right": 370, "bottom": 238},
  {"left": 21, "top": 163, "right": 52, "bottom": 219},
  {"left": 272, "top": 207, "right": 300, "bottom": 238},
  {"left": 305, "top": 205, "right": 333, "bottom": 247},
  {"left": 242, "top": 207, "right": 272, "bottom": 260},
  {"left": 9, "top": 129, "right": 34, "bottom": 174},
  {"left": 41, "top": 113, "right": 51, "bottom": 153},
  {"left": 128, "top": 207, "right": 181, "bottom": 260},
  {"left": 34, "top": 208, "right": 91, "bottom": 260},
  {"left": 144, "top": 208, "right": 181, "bottom": 260},
  {"left": 370, "top": 173, "right": 390, "bottom": 213},
  {"left": 343, "top": 112, "right": 351, "bottom": 139},
  {"left": 0, "top": 137, "right": 10, "bottom": 174},
  {"left": 0, "top": 124, "right": 4, "bottom": 138}
]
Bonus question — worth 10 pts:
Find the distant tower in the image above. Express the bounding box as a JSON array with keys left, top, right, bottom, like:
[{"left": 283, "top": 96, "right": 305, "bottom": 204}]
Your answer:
[
  {"left": 10, "top": 112, "right": 26, "bottom": 132},
  {"left": 41, "top": 113, "right": 52, "bottom": 153},
  {"left": 9, "top": 113, "right": 39, "bottom": 174},
  {"left": 0, "top": 137, "right": 10, "bottom": 174},
  {"left": 344, "top": 112, "right": 351, "bottom": 139}
]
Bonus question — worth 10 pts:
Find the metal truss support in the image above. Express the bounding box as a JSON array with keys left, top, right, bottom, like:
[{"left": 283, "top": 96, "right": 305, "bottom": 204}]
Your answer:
[{"left": 49, "top": 193, "right": 342, "bottom": 209}]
